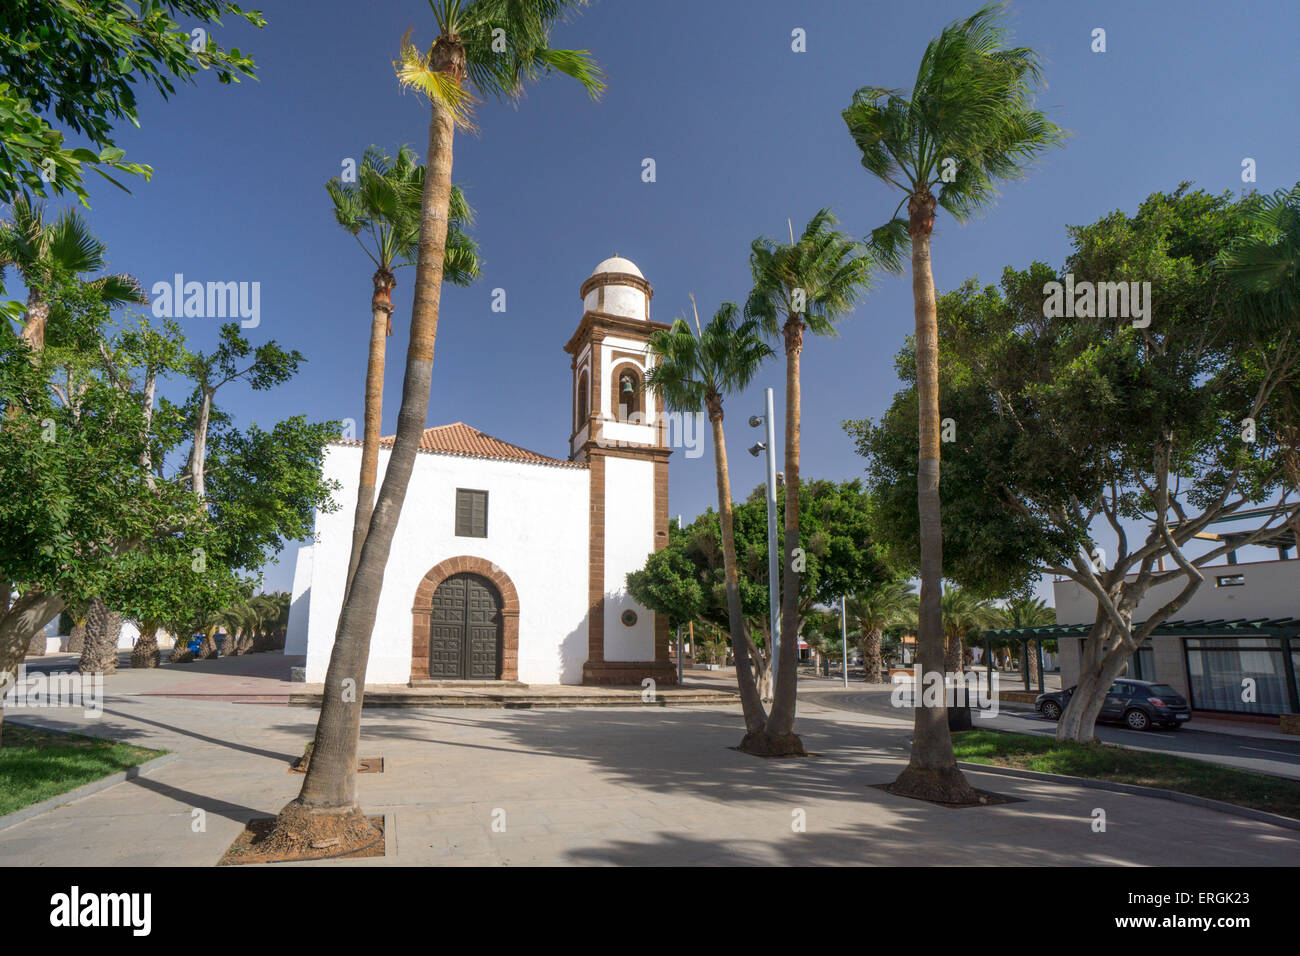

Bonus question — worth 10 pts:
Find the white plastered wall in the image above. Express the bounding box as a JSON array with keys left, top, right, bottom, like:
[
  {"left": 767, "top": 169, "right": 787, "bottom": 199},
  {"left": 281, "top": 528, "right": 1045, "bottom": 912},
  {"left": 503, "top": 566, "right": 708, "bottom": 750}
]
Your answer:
[
  {"left": 601, "top": 455, "right": 656, "bottom": 661},
  {"left": 297, "top": 443, "right": 591, "bottom": 685}
]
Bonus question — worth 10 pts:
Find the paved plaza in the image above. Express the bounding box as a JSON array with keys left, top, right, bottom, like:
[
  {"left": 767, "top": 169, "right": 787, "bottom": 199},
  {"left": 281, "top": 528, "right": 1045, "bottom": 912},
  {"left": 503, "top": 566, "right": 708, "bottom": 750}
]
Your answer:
[{"left": 1, "top": 656, "right": 1297, "bottom": 866}]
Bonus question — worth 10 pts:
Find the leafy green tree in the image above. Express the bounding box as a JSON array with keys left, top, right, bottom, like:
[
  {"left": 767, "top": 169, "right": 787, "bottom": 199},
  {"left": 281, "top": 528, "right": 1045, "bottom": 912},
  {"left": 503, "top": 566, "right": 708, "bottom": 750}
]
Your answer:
[
  {"left": 278, "top": 0, "right": 604, "bottom": 853},
  {"left": 645, "top": 301, "right": 773, "bottom": 741},
  {"left": 0, "top": 1, "right": 262, "bottom": 204},
  {"left": 744, "top": 209, "right": 875, "bottom": 755},
  {"left": 628, "top": 479, "right": 895, "bottom": 695},
  {"left": 0, "top": 275, "right": 339, "bottom": 728},
  {"left": 849, "top": 185, "right": 1300, "bottom": 743},
  {"left": 183, "top": 322, "right": 303, "bottom": 500},
  {"left": 841, "top": 1, "right": 1064, "bottom": 803},
  {"left": 326, "top": 145, "right": 481, "bottom": 591}
]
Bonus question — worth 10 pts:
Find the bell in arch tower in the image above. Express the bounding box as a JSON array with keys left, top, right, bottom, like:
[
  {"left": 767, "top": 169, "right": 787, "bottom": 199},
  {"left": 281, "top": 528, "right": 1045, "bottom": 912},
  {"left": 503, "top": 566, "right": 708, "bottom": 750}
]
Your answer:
[{"left": 563, "top": 256, "right": 677, "bottom": 686}]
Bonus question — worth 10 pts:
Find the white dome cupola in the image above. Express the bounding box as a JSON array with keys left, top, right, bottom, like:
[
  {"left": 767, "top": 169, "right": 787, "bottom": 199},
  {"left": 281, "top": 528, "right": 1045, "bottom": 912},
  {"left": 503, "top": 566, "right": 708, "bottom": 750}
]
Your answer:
[{"left": 579, "top": 254, "right": 652, "bottom": 321}]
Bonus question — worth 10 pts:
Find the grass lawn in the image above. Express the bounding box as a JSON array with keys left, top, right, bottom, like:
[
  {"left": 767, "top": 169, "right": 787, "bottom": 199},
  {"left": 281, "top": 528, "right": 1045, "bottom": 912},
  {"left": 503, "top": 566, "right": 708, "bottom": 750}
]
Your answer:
[
  {"left": 953, "top": 729, "right": 1300, "bottom": 821},
  {"left": 0, "top": 723, "right": 164, "bottom": 817}
]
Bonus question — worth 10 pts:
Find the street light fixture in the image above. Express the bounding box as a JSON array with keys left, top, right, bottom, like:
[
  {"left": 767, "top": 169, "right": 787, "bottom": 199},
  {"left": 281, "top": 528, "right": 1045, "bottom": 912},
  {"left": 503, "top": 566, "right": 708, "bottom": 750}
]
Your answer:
[{"left": 748, "top": 442, "right": 765, "bottom": 457}]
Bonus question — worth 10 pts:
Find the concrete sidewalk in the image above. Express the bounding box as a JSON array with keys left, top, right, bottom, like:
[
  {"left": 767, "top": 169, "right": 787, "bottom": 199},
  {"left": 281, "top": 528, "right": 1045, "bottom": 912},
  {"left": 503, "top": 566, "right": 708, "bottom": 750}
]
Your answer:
[{"left": 1, "top": 667, "right": 1297, "bottom": 865}]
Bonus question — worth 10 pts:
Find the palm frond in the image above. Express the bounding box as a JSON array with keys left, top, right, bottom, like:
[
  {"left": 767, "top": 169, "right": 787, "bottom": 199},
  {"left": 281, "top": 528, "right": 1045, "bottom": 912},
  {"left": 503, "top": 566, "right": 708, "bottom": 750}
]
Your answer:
[{"left": 394, "top": 29, "right": 477, "bottom": 127}]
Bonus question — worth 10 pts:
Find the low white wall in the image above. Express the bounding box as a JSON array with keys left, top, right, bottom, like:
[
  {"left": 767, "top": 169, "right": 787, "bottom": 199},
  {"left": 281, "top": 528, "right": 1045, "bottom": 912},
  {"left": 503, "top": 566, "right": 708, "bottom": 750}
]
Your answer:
[
  {"left": 302, "top": 444, "right": 591, "bottom": 685},
  {"left": 284, "top": 544, "right": 314, "bottom": 655}
]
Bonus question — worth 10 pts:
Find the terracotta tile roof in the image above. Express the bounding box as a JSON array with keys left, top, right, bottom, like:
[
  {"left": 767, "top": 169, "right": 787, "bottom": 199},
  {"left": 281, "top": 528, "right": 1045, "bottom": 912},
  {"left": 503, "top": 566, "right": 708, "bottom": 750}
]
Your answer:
[{"left": 336, "top": 422, "right": 584, "bottom": 469}]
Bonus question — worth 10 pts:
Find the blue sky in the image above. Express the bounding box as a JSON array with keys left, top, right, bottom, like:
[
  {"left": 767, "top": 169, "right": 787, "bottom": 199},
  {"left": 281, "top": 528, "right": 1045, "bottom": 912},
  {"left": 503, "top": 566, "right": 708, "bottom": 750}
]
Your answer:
[{"left": 28, "top": 0, "right": 1300, "bottom": 596}]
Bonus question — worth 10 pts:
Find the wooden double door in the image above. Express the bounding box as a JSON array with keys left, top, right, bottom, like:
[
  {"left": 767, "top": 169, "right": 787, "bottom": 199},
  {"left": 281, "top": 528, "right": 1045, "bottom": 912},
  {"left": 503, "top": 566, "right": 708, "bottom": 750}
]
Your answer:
[{"left": 428, "top": 573, "right": 502, "bottom": 680}]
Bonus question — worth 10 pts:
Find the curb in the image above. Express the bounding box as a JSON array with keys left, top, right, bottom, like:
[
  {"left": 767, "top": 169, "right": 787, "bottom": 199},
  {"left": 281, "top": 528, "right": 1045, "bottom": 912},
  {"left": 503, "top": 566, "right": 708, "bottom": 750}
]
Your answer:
[
  {"left": 287, "top": 694, "right": 739, "bottom": 709},
  {"left": 0, "top": 750, "right": 179, "bottom": 834},
  {"left": 956, "top": 760, "right": 1300, "bottom": 832}
]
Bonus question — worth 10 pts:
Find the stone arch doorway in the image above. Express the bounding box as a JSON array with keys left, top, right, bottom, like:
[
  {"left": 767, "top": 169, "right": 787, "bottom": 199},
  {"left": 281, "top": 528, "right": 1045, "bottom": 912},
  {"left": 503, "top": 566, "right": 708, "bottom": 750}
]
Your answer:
[{"left": 411, "top": 557, "right": 519, "bottom": 682}]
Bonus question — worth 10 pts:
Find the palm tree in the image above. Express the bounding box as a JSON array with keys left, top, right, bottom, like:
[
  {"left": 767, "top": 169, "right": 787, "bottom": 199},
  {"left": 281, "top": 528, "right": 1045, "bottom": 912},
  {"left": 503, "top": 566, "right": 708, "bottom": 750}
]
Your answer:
[
  {"left": 0, "top": 195, "right": 144, "bottom": 351},
  {"left": 327, "top": 145, "right": 481, "bottom": 592},
  {"left": 841, "top": 1, "right": 1064, "bottom": 803},
  {"left": 219, "top": 602, "right": 256, "bottom": 656},
  {"left": 940, "top": 585, "right": 997, "bottom": 673},
  {"left": 744, "top": 209, "right": 874, "bottom": 755},
  {"left": 78, "top": 598, "right": 122, "bottom": 675},
  {"left": 130, "top": 618, "right": 164, "bottom": 669},
  {"left": 645, "top": 300, "right": 773, "bottom": 743},
  {"left": 849, "top": 579, "right": 916, "bottom": 682},
  {"left": 64, "top": 603, "right": 89, "bottom": 655},
  {"left": 272, "top": 0, "right": 604, "bottom": 853}
]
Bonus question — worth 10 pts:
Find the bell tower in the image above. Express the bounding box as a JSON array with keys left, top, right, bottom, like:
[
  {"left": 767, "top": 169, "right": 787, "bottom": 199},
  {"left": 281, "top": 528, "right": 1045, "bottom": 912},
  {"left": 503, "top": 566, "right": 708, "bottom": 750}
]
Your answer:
[{"left": 564, "top": 256, "right": 677, "bottom": 686}]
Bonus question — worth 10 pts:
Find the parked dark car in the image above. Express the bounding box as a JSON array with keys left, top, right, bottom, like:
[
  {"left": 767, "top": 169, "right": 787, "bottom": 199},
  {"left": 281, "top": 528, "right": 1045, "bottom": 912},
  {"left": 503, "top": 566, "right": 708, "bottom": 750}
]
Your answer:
[{"left": 1036, "top": 679, "right": 1191, "bottom": 731}]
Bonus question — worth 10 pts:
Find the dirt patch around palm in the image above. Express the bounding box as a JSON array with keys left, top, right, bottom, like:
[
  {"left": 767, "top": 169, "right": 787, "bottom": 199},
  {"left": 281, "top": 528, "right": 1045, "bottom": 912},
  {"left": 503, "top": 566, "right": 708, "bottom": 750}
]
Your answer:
[
  {"left": 870, "top": 782, "right": 1021, "bottom": 808},
  {"left": 219, "top": 815, "right": 385, "bottom": 865}
]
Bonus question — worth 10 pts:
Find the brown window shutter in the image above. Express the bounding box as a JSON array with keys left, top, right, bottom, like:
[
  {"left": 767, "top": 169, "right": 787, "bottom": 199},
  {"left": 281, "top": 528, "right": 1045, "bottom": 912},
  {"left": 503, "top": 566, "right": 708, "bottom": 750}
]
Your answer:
[{"left": 455, "top": 489, "right": 488, "bottom": 537}]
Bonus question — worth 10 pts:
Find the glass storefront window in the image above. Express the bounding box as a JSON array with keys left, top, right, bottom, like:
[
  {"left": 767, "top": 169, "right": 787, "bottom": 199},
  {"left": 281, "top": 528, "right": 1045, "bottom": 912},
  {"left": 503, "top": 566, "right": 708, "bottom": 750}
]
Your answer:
[
  {"left": 1184, "top": 637, "right": 1293, "bottom": 715},
  {"left": 1120, "top": 644, "right": 1155, "bottom": 681}
]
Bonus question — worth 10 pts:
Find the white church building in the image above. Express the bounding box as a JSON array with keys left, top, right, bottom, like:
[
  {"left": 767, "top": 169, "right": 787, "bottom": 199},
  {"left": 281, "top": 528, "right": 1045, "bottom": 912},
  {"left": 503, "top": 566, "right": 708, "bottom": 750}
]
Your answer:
[{"left": 286, "top": 257, "right": 677, "bottom": 687}]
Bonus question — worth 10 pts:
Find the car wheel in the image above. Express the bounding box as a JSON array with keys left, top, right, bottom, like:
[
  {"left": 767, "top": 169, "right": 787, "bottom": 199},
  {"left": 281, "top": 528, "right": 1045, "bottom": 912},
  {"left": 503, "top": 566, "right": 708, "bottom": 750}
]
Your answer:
[
  {"left": 1041, "top": 700, "right": 1062, "bottom": 721},
  {"left": 1124, "top": 708, "right": 1150, "bottom": 731}
]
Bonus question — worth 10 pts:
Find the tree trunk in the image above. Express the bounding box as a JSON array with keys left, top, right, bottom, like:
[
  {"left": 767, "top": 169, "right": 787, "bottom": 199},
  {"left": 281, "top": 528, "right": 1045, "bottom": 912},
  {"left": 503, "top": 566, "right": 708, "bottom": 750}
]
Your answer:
[
  {"left": 187, "top": 388, "right": 214, "bottom": 500},
  {"left": 707, "top": 404, "right": 767, "bottom": 736},
  {"left": 748, "top": 320, "right": 806, "bottom": 756},
  {"left": 198, "top": 630, "right": 218, "bottom": 659},
  {"left": 67, "top": 619, "right": 86, "bottom": 654},
  {"left": 268, "top": 41, "right": 463, "bottom": 853},
  {"left": 346, "top": 269, "right": 396, "bottom": 595},
  {"left": 743, "top": 627, "right": 774, "bottom": 703},
  {"left": 1019, "top": 640, "right": 1041, "bottom": 687},
  {"left": 79, "top": 599, "right": 122, "bottom": 675},
  {"left": 170, "top": 636, "right": 195, "bottom": 663},
  {"left": 0, "top": 593, "right": 66, "bottom": 748},
  {"left": 19, "top": 291, "right": 49, "bottom": 351},
  {"left": 131, "top": 623, "right": 161, "bottom": 668},
  {"left": 944, "top": 632, "right": 964, "bottom": 675},
  {"left": 1057, "top": 618, "right": 1134, "bottom": 742},
  {"left": 892, "top": 193, "right": 976, "bottom": 803},
  {"left": 860, "top": 627, "right": 883, "bottom": 683}
]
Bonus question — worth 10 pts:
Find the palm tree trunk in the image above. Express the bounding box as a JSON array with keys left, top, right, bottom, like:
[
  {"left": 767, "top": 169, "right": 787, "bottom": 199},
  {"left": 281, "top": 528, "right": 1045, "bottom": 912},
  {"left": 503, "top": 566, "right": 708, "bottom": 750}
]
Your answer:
[
  {"left": 860, "top": 626, "right": 883, "bottom": 683},
  {"left": 708, "top": 405, "right": 767, "bottom": 736},
  {"left": 66, "top": 619, "right": 86, "bottom": 654},
  {"left": 752, "top": 320, "right": 806, "bottom": 755},
  {"left": 270, "top": 41, "right": 462, "bottom": 852},
  {"left": 19, "top": 291, "right": 48, "bottom": 351},
  {"left": 944, "top": 632, "right": 964, "bottom": 674},
  {"left": 892, "top": 193, "right": 976, "bottom": 803},
  {"left": 79, "top": 598, "right": 121, "bottom": 675},
  {"left": 345, "top": 270, "right": 395, "bottom": 593},
  {"left": 131, "top": 622, "right": 161, "bottom": 669},
  {"left": 1019, "top": 640, "right": 1040, "bottom": 686},
  {"left": 170, "top": 636, "right": 195, "bottom": 663}
]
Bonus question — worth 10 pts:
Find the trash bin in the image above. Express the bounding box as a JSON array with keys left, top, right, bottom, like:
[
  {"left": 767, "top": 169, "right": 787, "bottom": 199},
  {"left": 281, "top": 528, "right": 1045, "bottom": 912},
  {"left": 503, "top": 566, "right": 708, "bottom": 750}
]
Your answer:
[
  {"left": 947, "top": 702, "right": 972, "bottom": 731},
  {"left": 947, "top": 672, "right": 973, "bottom": 731}
]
